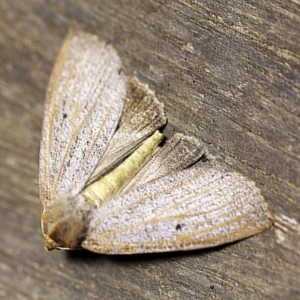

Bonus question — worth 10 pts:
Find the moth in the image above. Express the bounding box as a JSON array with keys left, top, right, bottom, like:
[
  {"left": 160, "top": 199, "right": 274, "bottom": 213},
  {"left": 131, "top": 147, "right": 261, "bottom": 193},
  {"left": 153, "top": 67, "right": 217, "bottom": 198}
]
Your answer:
[{"left": 39, "top": 29, "right": 273, "bottom": 254}]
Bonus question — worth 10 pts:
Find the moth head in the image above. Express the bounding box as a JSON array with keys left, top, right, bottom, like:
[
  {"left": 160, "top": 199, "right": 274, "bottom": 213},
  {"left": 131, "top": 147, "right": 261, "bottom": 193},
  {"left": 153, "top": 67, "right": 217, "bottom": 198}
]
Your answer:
[{"left": 42, "top": 194, "right": 95, "bottom": 250}]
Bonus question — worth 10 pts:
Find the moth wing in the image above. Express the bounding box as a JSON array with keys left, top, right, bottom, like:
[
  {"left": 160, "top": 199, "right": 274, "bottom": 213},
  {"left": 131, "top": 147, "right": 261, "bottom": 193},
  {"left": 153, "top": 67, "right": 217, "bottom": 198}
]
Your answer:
[
  {"left": 120, "top": 133, "right": 206, "bottom": 195},
  {"left": 39, "top": 29, "right": 127, "bottom": 205},
  {"left": 87, "top": 77, "right": 167, "bottom": 184},
  {"left": 83, "top": 165, "right": 273, "bottom": 254}
]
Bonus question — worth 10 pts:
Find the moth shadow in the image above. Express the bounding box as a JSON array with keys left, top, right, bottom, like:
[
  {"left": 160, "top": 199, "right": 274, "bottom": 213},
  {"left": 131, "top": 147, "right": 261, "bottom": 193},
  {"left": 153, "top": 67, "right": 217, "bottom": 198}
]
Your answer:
[{"left": 66, "top": 242, "right": 234, "bottom": 264}]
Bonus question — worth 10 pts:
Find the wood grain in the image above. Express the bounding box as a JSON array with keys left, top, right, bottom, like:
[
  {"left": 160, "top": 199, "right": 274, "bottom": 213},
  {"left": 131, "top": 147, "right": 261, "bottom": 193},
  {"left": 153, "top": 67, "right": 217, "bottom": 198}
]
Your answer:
[{"left": 0, "top": 0, "right": 299, "bottom": 299}]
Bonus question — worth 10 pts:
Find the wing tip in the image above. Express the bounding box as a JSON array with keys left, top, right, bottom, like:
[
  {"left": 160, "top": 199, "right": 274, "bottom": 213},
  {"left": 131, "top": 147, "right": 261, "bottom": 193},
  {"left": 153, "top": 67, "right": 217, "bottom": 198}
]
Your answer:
[{"left": 127, "top": 76, "right": 167, "bottom": 126}]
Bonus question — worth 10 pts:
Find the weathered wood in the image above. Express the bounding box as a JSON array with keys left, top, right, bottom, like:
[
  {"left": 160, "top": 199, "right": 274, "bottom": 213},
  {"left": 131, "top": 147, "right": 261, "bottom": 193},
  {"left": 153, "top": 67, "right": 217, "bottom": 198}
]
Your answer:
[{"left": 0, "top": 0, "right": 299, "bottom": 299}]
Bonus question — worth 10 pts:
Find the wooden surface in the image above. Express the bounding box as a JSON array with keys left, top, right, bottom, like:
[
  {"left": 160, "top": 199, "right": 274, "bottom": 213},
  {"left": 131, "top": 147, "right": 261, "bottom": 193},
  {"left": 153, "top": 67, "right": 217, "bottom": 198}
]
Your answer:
[{"left": 0, "top": 0, "right": 299, "bottom": 299}]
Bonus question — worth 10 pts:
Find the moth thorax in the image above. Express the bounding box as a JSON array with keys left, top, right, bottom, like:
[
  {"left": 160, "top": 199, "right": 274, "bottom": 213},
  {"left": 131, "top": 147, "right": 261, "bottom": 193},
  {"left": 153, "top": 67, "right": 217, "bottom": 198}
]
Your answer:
[{"left": 42, "top": 194, "right": 95, "bottom": 249}]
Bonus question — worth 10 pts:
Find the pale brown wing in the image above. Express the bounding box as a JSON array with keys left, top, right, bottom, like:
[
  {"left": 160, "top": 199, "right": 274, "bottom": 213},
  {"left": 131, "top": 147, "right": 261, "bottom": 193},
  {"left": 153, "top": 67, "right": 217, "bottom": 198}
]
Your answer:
[
  {"left": 39, "top": 29, "right": 127, "bottom": 206},
  {"left": 87, "top": 77, "right": 167, "bottom": 184},
  {"left": 83, "top": 165, "right": 273, "bottom": 254},
  {"left": 120, "top": 133, "right": 207, "bottom": 195}
]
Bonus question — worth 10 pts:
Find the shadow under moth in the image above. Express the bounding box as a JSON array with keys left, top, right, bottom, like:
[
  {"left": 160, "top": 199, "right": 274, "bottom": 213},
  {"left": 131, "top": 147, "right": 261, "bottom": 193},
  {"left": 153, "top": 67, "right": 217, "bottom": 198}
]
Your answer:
[{"left": 39, "top": 29, "right": 273, "bottom": 254}]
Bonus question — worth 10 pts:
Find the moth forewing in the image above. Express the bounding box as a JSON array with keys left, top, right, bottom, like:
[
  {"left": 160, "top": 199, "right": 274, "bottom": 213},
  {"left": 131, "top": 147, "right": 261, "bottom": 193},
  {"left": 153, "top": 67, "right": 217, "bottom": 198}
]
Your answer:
[
  {"left": 83, "top": 166, "right": 273, "bottom": 254},
  {"left": 39, "top": 29, "right": 128, "bottom": 249}
]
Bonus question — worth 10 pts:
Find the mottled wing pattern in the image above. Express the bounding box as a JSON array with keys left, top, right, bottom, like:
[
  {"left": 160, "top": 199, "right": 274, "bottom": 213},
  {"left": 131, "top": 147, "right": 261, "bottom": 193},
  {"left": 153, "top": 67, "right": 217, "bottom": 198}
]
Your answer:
[
  {"left": 87, "top": 77, "right": 167, "bottom": 184},
  {"left": 39, "top": 29, "right": 127, "bottom": 205},
  {"left": 83, "top": 165, "right": 273, "bottom": 254}
]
